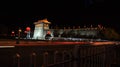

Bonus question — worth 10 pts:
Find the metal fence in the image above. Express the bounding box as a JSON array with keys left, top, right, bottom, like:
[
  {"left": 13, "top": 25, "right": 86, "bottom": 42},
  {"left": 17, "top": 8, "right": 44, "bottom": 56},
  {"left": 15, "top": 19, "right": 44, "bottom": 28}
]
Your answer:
[{"left": 13, "top": 44, "right": 120, "bottom": 67}]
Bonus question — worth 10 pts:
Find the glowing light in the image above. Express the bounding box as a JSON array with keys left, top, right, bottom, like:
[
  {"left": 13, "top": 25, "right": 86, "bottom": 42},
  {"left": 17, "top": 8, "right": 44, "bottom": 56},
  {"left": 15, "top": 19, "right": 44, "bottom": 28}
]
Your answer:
[
  {"left": 19, "top": 29, "right": 22, "bottom": 32},
  {"left": 26, "top": 27, "right": 31, "bottom": 31},
  {"left": 12, "top": 31, "right": 15, "bottom": 34},
  {"left": 0, "top": 46, "right": 15, "bottom": 48},
  {"left": 24, "top": 31, "right": 27, "bottom": 33},
  {"left": 47, "top": 31, "right": 51, "bottom": 34}
]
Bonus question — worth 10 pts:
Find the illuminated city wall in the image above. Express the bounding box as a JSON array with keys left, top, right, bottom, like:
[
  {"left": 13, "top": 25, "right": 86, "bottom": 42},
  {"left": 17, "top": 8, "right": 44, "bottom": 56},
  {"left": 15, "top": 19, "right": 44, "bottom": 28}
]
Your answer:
[
  {"left": 50, "top": 29, "right": 99, "bottom": 38},
  {"left": 32, "top": 19, "right": 100, "bottom": 40}
]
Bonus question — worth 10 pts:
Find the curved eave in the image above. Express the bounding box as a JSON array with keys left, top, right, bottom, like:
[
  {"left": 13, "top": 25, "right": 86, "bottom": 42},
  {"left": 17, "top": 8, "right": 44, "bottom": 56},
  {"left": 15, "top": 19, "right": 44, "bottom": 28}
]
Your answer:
[{"left": 34, "top": 19, "right": 51, "bottom": 24}]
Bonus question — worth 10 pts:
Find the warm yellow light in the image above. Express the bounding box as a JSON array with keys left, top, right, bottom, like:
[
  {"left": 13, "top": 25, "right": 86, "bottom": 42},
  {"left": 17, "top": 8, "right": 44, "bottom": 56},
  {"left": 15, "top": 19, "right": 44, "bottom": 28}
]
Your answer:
[{"left": 19, "top": 29, "right": 22, "bottom": 32}]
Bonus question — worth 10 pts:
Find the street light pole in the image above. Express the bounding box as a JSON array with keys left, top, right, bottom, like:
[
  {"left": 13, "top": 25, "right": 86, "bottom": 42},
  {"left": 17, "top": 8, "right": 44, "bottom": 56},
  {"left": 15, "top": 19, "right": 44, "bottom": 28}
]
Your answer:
[{"left": 16, "top": 28, "right": 22, "bottom": 44}]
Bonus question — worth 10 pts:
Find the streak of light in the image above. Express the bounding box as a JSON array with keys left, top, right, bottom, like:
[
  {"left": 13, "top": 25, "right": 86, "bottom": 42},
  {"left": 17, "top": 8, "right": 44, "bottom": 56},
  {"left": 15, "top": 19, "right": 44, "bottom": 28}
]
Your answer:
[{"left": 0, "top": 46, "right": 15, "bottom": 48}]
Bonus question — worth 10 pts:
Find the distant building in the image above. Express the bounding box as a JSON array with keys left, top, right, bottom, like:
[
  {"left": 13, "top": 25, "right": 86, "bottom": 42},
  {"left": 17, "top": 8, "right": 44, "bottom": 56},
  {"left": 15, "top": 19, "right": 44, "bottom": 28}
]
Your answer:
[
  {"left": 32, "top": 18, "right": 51, "bottom": 39},
  {"left": 32, "top": 19, "right": 102, "bottom": 40}
]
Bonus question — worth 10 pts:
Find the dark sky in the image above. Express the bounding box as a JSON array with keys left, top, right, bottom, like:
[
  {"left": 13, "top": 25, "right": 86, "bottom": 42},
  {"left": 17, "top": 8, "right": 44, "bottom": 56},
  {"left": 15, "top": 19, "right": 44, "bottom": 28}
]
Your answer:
[{"left": 0, "top": 0, "right": 120, "bottom": 32}]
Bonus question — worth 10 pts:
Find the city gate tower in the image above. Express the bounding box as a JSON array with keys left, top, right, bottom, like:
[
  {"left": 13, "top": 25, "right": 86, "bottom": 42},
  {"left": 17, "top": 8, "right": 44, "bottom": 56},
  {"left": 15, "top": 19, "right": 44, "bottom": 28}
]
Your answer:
[{"left": 32, "top": 18, "right": 51, "bottom": 39}]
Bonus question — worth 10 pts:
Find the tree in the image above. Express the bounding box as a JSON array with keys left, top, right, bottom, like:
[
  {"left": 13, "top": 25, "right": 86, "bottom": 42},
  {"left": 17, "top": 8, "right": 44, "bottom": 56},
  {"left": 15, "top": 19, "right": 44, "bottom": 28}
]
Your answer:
[
  {"left": 100, "top": 28, "right": 120, "bottom": 40},
  {"left": 53, "top": 29, "right": 60, "bottom": 37},
  {"left": 67, "top": 30, "right": 76, "bottom": 38},
  {"left": 45, "top": 33, "right": 52, "bottom": 40},
  {"left": 0, "top": 24, "right": 9, "bottom": 38},
  {"left": 61, "top": 31, "right": 67, "bottom": 37}
]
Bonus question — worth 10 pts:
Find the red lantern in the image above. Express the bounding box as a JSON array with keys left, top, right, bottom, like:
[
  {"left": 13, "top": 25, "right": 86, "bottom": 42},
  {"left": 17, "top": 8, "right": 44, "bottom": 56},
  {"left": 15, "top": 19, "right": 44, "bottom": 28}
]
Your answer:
[{"left": 26, "top": 27, "right": 31, "bottom": 31}]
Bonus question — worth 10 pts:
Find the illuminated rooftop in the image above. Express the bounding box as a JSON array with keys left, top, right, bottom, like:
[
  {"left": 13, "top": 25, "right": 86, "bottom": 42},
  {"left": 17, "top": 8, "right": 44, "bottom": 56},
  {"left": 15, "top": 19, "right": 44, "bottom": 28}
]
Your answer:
[{"left": 34, "top": 18, "right": 51, "bottom": 24}]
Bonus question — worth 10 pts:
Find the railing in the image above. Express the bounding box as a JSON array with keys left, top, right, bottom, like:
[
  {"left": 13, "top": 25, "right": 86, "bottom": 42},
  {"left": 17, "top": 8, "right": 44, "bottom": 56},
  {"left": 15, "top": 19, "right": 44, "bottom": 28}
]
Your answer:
[{"left": 13, "top": 44, "right": 120, "bottom": 67}]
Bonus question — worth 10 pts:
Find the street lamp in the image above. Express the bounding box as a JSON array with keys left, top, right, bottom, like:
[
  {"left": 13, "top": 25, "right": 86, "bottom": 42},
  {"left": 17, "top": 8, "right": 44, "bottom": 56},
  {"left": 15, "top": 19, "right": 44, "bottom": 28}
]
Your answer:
[
  {"left": 18, "top": 29, "right": 22, "bottom": 38},
  {"left": 16, "top": 28, "right": 22, "bottom": 44}
]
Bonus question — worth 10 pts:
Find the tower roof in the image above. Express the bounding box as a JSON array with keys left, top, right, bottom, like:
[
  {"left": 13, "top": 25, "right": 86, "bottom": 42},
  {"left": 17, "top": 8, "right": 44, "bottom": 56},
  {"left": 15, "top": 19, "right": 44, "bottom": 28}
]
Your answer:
[{"left": 34, "top": 18, "right": 51, "bottom": 24}]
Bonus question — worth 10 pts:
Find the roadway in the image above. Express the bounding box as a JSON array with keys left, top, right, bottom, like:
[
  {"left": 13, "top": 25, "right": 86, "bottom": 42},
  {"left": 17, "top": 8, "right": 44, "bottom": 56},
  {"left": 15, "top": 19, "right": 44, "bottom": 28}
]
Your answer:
[{"left": 0, "top": 39, "right": 120, "bottom": 47}]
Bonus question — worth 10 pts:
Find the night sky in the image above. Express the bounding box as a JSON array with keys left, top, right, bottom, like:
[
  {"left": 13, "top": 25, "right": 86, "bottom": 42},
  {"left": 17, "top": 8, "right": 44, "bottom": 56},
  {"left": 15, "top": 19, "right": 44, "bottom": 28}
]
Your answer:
[{"left": 0, "top": 0, "right": 120, "bottom": 33}]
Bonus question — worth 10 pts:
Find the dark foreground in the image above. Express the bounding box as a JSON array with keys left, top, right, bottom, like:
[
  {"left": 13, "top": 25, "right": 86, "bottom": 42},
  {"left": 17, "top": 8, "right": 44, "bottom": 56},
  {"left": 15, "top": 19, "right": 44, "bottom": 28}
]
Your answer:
[{"left": 0, "top": 43, "right": 120, "bottom": 67}]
